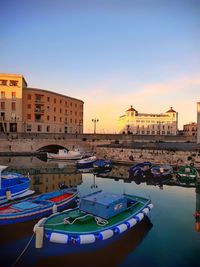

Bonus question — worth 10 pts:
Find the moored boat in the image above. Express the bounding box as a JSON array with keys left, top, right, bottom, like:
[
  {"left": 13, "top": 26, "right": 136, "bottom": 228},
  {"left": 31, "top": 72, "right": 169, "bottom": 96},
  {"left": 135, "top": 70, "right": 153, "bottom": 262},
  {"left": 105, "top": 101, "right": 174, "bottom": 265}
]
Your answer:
[
  {"left": 151, "top": 164, "right": 173, "bottom": 178},
  {"left": 128, "top": 162, "right": 152, "bottom": 178},
  {"left": 0, "top": 165, "right": 34, "bottom": 205},
  {"left": 0, "top": 188, "right": 78, "bottom": 225},
  {"left": 47, "top": 149, "right": 82, "bottom": 160},
  {"left": 176, "top": 165, "right": 198, "bottom": 183},
  {"left": 76, "top": 156, "right": 97, "bottom": 169},
  {"left": 33, "top": 190, "right": 153, "bottom": 248},
  {"left": 93, "top": 159, "right": 112, "bottom": 172}
]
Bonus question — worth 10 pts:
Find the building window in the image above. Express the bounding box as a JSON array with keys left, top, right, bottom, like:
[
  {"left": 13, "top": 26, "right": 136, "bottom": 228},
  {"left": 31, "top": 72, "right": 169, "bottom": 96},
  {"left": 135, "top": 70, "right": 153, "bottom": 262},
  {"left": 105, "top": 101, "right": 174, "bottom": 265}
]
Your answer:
[
  {"left": 70, "top": 118, "right": 72, "bottom": 123},
  {"left": 37, "top": 125, "right": 42, "bottom": 132},
  {"left": 0, "top": 102, "right": 5, "bottom": 110},
  {"left": 9, "top": 80, "right": 18, "bottom": 86},
  {"left": 54, "top": 107, "right": 56, "bottom": 112},
  {"left": 60, "top": 117, "right": 62, "bottom": 122},
  {"left": 47, "top": 97, "right": 50, "bottom": 102},
  {"left": 11, "top": 102, "right": 16, "bottom": 110},
  {"left": 54, "top": 98, "right": 56, "bottom": 103},
  {"left": 27, "top": 104, "right": 31, "bottom": 109},
  {"left": 47, "top": 126, "right": 50, "bottom": 132},
  {"left": 26, "top": 124, "right": 32, "bottom": 132},
  {"left": 162, "top": 131, "right": 165, "bottom": 135},
  {"left": 27, "top": 94, "right": 31, "bottom": 100},
  {"left": 60, "top": 108, "right": 62, "bottom": 113},
  {"left": 47, "top": 115, "right": 50, "bottom": 121},
  {"left": 11, "top": 92, "right": 16, "bottom": 99},
  {"left": 1, "top": 91, "right": 5, "bottom": 98},
  {"left": 27, "top": 114, "right": 31, "bottom": 120},
  {"left": 70, "top": 102, "right": 72, "bottom": 106},
  {"left": 54, "top": 116, "right": 56, "bottom": 121},
  {"left": 60, "top": 99, "right": 62, "bottom": 104},
  {"left": 0, "top": 80, "right": 7, "bottom": 86}
]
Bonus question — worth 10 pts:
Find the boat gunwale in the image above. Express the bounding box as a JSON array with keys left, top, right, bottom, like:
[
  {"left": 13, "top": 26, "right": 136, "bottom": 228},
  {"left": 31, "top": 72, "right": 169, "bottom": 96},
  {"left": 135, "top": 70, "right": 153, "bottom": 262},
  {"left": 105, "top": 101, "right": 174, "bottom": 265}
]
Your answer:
[{"left": 44, "top": 194, "right": 151, "bottom": 235}]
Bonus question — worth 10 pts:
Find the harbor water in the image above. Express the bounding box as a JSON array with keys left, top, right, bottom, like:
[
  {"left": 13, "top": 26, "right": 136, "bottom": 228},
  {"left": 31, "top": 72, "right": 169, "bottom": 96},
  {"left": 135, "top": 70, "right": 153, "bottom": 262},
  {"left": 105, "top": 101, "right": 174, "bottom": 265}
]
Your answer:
[{"left": 0, "top": 156, "right": 200, "bottom": 267}]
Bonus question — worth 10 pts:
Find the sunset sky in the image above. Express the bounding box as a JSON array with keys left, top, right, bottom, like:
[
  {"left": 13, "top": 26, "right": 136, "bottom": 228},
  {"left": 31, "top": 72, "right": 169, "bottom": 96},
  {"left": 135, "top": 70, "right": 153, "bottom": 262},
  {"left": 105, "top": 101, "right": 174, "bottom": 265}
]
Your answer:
[{"left": 1, "top": 0, "right": 200, "bottom": 133}]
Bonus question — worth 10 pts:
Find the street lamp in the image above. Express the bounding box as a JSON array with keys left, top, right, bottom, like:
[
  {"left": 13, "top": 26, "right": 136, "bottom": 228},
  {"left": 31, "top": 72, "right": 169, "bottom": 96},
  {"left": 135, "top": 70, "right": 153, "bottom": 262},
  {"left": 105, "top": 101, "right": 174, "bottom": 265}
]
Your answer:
[{"left": 92, "top": 118, "right": 99, "bottom": 134}]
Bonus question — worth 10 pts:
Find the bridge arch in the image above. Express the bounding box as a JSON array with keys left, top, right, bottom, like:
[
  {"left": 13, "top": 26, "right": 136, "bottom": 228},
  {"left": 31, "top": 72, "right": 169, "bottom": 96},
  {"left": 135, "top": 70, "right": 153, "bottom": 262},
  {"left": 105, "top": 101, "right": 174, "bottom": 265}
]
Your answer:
[{"left": 37, "top": 144, "right": 69, "bottom": 153}]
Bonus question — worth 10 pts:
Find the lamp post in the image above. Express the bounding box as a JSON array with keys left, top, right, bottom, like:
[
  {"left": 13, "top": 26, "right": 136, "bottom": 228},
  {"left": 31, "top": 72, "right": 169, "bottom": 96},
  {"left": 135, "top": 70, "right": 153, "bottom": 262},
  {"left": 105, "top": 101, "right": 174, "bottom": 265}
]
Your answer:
[{"left": 92, "top": 118, "right": 99, "bottom": 134}]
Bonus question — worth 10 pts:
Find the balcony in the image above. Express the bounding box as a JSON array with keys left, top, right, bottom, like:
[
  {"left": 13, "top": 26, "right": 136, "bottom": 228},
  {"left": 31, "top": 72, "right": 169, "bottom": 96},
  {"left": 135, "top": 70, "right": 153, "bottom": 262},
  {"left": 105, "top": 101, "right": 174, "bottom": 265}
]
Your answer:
[
  {"left": 35, "top": 99, "right": 44, "bottom": 104},
  {"left": 34, "top": 108, "right": 44, "bottom": 114},
  {"left": 35, "top": 119, "right": 44, "bottom": 123}
]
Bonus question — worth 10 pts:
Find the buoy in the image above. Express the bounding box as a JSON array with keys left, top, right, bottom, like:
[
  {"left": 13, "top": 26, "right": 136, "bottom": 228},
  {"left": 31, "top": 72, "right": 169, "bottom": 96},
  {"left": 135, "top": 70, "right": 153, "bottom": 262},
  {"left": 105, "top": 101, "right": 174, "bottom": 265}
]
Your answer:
[
  {"left": 126, "top": 217, "right": 137, "bottom": 228},
  {"left": 6, "top": 190, "right": 12, "bottom": 200},
  {"left": 142, "top": 208, "right": 149, "bottom": 215},
  {"left": 115, "top": 223, "right": 128, "bottom": 234},
  {"left": 50, "top": 233, "right": 69, "bottom": 244},
  {"left": 135, "top": 212, "right": 144, "bottom": 222},
  {"left": 33, "top": 218, "right": 46, "bottom": 249},
  {"left": 52, "top": 204, "right": 57, "bottom": 214},
  {"left": 148, "top": 203, "right": 154, "bottom": 210},
  {"left": 98, "top": 229, "right": 114, "bottom": 240},
  {"left": 77, "top": 234, "right": 96, "bottom": 244}
]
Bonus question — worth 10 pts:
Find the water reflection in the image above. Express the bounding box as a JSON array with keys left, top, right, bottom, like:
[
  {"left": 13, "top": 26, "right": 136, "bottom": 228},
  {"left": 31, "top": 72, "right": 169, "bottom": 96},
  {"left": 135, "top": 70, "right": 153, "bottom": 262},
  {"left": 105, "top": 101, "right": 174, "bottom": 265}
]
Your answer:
[
  {"left": 36, "top": 217, "right": 153, "bottom": 267},
  {"left": 0, "top": 157, "right": 200, "bottom": 267}
]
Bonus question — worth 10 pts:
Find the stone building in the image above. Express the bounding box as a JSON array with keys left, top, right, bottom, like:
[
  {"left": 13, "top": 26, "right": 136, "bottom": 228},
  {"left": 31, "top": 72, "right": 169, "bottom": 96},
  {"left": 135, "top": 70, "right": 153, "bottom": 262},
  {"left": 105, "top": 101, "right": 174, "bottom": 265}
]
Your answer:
[
  {"left": 118, "top": 105, "right": 178, "bottom": 135},
  {"left": 0, "top": 73, "right": 84, "bottom": 133},
  {"left": 197, "top": 102, "right": 200, "bottom": 144},
  {"left": 183, "top": 122, "right": 197, "bottom": 137}
]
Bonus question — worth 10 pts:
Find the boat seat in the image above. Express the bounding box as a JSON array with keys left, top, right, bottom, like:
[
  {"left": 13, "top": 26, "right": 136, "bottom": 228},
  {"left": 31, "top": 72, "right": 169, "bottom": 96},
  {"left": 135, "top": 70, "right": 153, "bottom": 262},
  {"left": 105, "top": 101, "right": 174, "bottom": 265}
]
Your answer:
[{"left": 11, "top": 201, "right": 40, "bottom": 210}]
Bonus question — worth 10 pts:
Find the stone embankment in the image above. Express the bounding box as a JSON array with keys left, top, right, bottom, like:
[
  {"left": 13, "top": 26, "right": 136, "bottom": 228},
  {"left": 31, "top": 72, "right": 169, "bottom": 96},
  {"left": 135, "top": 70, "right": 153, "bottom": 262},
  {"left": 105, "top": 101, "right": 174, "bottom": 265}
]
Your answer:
[{"left": 96, "top": 143, "right": 200, "bottom": 169}]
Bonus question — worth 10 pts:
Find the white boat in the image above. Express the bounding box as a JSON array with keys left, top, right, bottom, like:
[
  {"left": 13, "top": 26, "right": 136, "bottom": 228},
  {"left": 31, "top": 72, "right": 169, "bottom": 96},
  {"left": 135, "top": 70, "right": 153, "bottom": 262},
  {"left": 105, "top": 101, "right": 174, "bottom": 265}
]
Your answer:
[
  {"left": 47, "top": 149, "right": 82, "bottom": 160},
  {"left": 76, "top": 156, "right": 97, "bottom": 169}
]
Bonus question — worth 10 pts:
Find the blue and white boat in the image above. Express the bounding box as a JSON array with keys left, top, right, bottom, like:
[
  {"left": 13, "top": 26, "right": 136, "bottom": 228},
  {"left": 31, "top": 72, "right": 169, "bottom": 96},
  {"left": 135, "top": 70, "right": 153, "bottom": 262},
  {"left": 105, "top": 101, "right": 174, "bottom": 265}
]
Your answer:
[
  {"left": 76, "top": 156, "right": 97, "bottom": 169},
  {"left": 33, "top": 190, "right": 153, "bottom": 248},
  {"left": 128, "top": 162, "right": 152, "bottom": 178},
  {"left": 0, "top": 165, "right": 33, "bottom": 205},
  {"left": 151, "top": 164, "right": 173, "bottom": 178},
  {"left": 93, "top": 159, "right": 112, "bottom": 172},
  {"left": 0, "top": 188, "right": 78, "bottom": 225}
]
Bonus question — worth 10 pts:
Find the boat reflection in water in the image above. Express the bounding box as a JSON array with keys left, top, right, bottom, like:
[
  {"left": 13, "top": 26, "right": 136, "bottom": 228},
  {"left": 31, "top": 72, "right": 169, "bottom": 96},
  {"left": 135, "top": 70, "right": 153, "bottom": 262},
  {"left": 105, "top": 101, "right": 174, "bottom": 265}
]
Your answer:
[{"left": 37, "top": 216, "right": 153, "bottom": 267}]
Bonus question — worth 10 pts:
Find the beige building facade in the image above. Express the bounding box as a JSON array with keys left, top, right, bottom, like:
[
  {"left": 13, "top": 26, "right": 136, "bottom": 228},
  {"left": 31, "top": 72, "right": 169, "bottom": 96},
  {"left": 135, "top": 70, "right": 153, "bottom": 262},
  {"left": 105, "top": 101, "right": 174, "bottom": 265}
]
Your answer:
[
  {"left": 183, "top": 122, "right": 197, "bottom": 137},
  {"left": 197, "top": 102, "right": 200, "bottom": 144},
  {"left": 0, "top": 73, "right": 84, "bottom": 134},
  {"left": 118, "top": 106, "right": 178, "bottom": 135}
]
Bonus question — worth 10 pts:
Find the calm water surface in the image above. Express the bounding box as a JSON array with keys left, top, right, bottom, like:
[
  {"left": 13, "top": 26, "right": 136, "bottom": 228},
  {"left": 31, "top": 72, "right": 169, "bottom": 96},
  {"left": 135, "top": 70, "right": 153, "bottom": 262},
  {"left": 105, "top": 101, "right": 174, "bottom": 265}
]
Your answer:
[{"left": 0, "top": 156, "right": 199, "bottom": 267}]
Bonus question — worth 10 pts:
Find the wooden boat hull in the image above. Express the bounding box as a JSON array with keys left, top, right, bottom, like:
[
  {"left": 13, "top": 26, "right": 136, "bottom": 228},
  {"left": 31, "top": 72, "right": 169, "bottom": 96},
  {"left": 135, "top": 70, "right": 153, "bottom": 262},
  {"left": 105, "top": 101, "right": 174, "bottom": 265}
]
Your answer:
[
  {"left": 35, "top": 193, "right": 153, "bottom": 246},
  {"left": 0, "top": 189, "right": 78, "bottom": 225}
]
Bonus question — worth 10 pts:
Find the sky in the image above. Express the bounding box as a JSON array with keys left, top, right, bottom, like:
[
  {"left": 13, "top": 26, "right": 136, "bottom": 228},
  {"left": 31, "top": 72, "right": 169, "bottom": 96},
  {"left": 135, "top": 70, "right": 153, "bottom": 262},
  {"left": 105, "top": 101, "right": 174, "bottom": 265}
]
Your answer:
[{"left": 1, "top": 0, "right": 200, "bottom": 133}]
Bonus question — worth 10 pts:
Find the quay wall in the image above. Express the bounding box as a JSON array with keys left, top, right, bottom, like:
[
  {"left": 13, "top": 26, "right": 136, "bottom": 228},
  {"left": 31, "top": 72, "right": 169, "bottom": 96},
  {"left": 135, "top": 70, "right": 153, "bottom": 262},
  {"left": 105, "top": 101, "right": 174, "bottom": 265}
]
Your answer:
[{"left": 96, "top": 146, "right": 200, "bottom": 168}]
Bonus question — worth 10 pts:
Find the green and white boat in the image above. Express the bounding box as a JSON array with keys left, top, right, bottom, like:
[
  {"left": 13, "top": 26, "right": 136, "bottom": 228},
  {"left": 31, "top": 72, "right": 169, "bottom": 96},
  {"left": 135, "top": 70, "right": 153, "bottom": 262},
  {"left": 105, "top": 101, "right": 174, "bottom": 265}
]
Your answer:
[
  {"left": 34, "top": 190, "right": 153, "bottom": 248},
  {"left": 177, "top": 165, "right": 198, "bottom": 184}
]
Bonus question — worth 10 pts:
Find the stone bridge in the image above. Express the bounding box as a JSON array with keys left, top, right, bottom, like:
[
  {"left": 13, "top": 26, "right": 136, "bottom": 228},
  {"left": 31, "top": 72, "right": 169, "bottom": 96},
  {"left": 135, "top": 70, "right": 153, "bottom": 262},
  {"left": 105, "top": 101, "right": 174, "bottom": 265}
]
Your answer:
[{"left": 0, "top": 132, "right": 197, "bottom": 153}]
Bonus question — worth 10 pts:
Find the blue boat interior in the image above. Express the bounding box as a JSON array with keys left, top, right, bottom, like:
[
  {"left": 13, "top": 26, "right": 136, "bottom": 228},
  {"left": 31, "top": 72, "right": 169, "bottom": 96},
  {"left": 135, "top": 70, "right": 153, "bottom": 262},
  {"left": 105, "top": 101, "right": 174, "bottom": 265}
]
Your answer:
[{"left": 1, "top": 178, "right": 25, "bottom": 188}]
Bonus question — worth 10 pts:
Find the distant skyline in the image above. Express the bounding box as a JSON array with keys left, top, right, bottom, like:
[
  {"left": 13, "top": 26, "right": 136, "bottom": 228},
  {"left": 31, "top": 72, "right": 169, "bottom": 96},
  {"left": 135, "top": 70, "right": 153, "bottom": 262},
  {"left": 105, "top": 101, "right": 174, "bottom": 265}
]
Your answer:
[{"left": 1, "top": 0, "right": 200, "bottom": 133}]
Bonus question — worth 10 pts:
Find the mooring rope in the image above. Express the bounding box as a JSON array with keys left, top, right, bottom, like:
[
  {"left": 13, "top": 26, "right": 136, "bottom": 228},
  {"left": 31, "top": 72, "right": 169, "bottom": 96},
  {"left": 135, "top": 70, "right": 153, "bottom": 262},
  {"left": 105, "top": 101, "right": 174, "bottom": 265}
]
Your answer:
[{"left": 11, "top": 233, "right": 35, "bottom": 267}]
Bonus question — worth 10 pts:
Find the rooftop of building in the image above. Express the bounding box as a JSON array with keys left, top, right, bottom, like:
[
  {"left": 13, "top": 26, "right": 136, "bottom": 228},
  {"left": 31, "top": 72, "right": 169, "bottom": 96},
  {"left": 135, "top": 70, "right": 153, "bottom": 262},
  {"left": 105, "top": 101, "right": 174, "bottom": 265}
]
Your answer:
[
  {"left": 0, "top": 73, "right": 28, "bottom": 87},
  {"left": 24, "top": 87, "right": 84, "bottom": 103}
]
